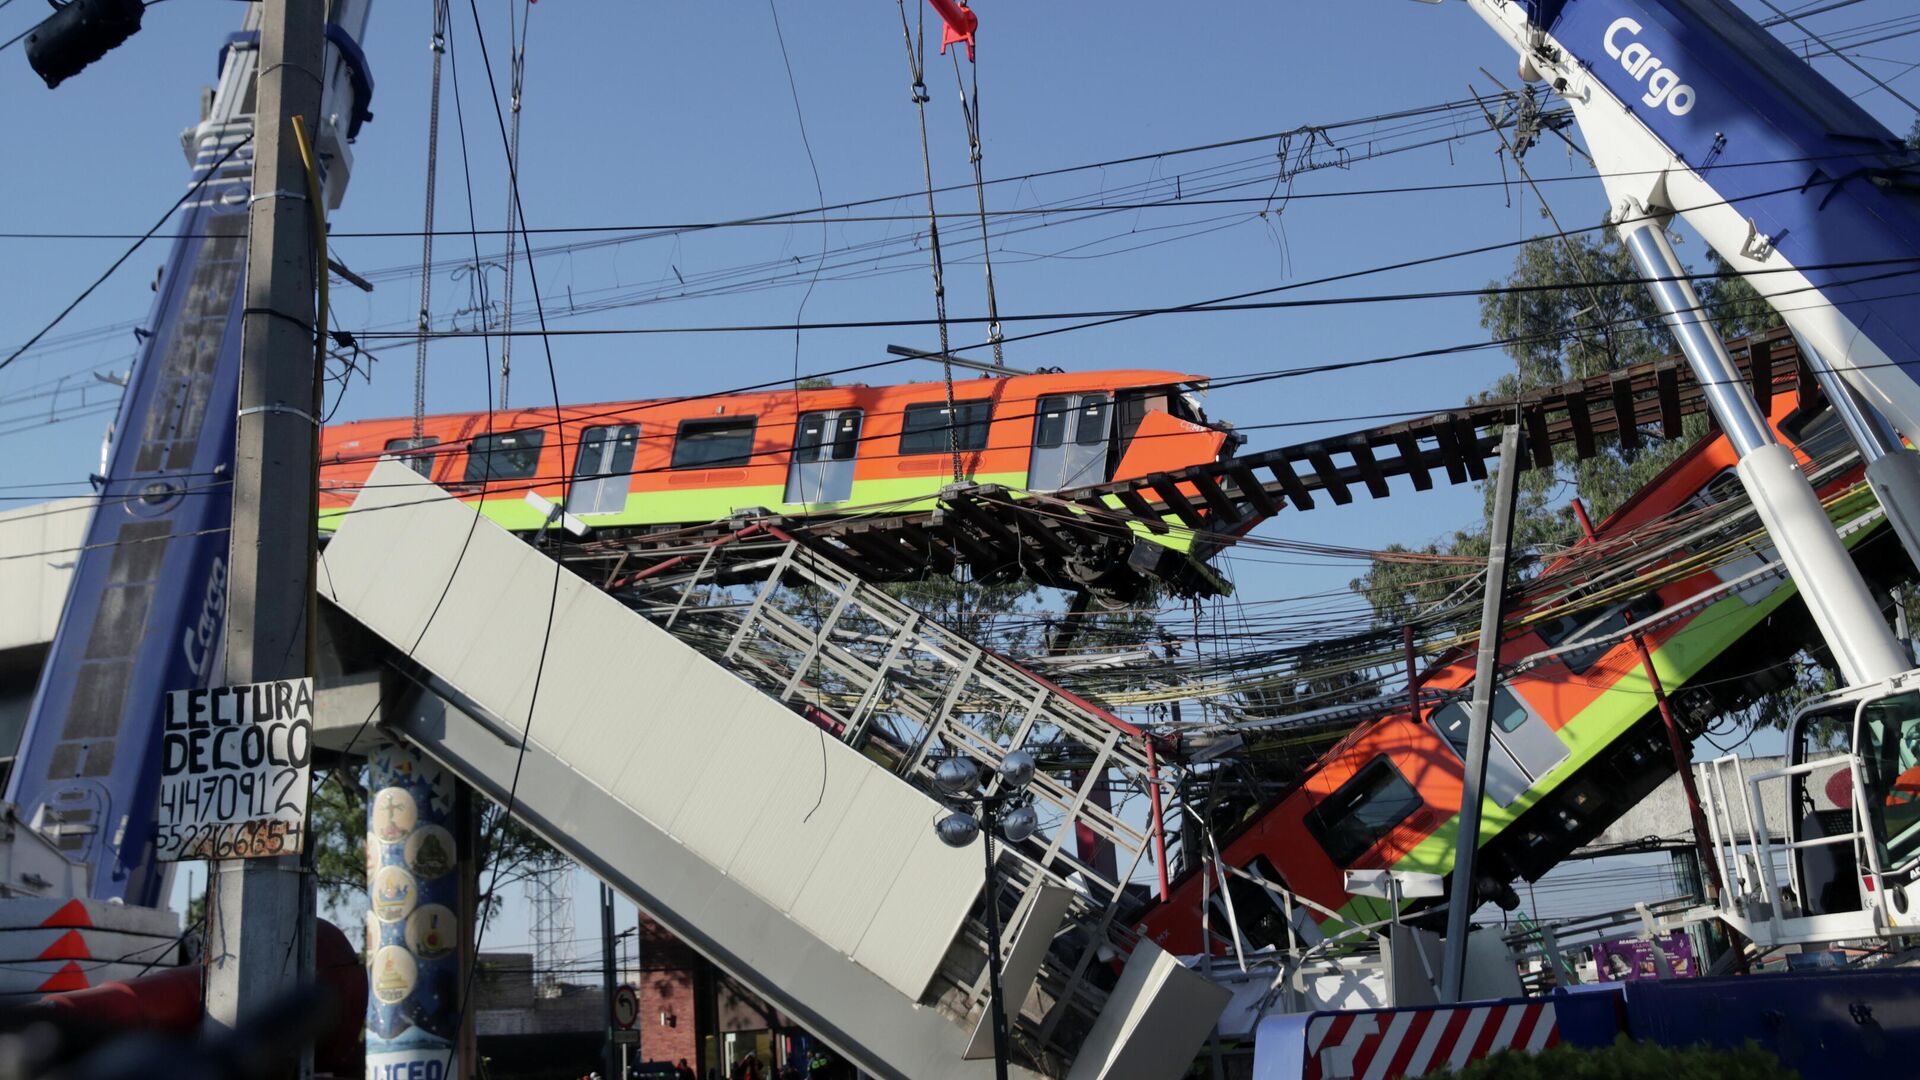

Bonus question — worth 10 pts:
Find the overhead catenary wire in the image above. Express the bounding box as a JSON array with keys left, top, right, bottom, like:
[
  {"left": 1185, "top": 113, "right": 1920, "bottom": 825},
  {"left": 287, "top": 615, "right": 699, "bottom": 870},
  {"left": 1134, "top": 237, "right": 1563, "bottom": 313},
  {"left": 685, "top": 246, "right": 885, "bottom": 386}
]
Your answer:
[
  {"left": 896, "top": 0, "right": 964, "bottom": 484},
  {"left": 496, "top": 0, "right": 531, "bottom": 410},
  {"left": 413, "top": 6, "right": 450, "bottom": 440}
]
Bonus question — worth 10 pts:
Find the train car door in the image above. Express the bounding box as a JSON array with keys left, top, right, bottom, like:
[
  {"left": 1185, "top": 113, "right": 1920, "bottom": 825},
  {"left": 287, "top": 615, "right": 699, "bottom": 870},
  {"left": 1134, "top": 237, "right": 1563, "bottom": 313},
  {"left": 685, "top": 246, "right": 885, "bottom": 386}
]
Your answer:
[
  {"left": 572, "top": 424, "right": 640, "bottom": 515},
  {"left": 785, "top": 410, "right": 861, "bottom": 505},
  {"left": 1028, "top": 393, "right": 1112, "bottom": 491},
  {"left": 1488, "top": 685, "right": 1570, "bottom": 786},
  {"left": 1429, "top": 700, "right": 1532, "bottom": 806}
]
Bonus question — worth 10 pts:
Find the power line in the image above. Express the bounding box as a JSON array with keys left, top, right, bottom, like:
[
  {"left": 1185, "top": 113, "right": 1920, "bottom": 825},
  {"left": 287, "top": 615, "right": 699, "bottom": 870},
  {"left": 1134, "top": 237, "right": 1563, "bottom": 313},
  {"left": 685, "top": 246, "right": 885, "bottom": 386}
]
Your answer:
[
  {"left": 0, "top": 136, "right": 252, "bottom": 374},
  {"left": 339, "top": 253, "right": 1920, "bottom": 342}
]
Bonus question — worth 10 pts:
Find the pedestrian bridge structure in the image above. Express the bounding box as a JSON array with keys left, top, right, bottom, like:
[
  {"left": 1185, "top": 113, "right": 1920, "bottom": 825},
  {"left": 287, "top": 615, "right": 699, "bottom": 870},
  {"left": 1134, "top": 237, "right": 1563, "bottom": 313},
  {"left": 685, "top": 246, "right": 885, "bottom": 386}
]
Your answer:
[{"left": 316, "top": 461, "right": 1229, "bottom": 1080}]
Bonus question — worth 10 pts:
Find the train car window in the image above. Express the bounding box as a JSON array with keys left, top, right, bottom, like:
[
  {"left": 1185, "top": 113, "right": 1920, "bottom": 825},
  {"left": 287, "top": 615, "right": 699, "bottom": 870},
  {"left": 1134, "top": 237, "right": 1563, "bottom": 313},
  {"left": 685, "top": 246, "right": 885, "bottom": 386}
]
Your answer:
[
  {"left": 1076, "top": 395, "right": 1112, "bottom": 446},
  {"left": 830, "top": 413, "right": 862, "bottom": 460},
  {"left": 1536, "top": 593, "right": 1663, "bottom": 675},
  {"left": 900, "top": 400, "right": 992, "bottom": 455},
  {"left": 384, "top": 436, "right": 440, "bottom": 477},
  {"left": 1167, "top": 391, "right": 1197, "bottom": 423},
  {"left": 793, "top": 414, "right": 828, "bottom": 459},
  {"left": 1212, "top": 855, "right": 1319, "bottom": 951},
  {"left": 1112, "top": 390, "right": 1167, "bottom": 460},
  {"left": 1779, "top": 403, "right": 1850, "bottom": 464},
  {"left": 1034, "top": 396, "right": 1071, "bottom": 449},
  {"left": 575, "top": 425, "right": 640, "bottom": 479},
  {"left": 673, "top": 418, "right": 758, "bottom": 469},
  {"left": 462, "top": 430, "right": 545, "bottom": 483},
  {"left": 1304, "top": 756, "right": 1422, "bottom": 867}
]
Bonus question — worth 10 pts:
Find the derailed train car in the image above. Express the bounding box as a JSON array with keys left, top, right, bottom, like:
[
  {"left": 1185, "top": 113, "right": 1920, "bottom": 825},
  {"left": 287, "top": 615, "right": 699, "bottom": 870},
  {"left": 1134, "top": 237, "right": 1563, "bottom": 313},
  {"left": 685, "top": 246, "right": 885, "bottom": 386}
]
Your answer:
[{"left": 1138, "top": 387, "right": 1909, "bottom": 952}]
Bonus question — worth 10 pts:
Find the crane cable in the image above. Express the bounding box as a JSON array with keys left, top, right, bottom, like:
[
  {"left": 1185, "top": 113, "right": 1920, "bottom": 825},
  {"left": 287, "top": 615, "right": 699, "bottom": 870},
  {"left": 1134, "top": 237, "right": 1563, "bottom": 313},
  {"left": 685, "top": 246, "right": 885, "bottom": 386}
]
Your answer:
[
  {"left": 413, "top": 3, "right": 449, "bottom": 439},
  {"left": 896, "top": 0, "right": 964, "bottom": 484},
  {"left": 498, "top": 0, "right": 531, "bottom": 410},
  {"left": 950, "top": 31, "right": 1004, "bottom": 366}
]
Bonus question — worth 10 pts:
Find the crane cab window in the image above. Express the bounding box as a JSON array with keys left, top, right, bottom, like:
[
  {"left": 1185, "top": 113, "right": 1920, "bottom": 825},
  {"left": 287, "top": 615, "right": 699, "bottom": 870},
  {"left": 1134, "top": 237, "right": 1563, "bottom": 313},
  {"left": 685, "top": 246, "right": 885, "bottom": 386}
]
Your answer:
[
  {"left": 673, "top": 418, "right": 757, "bottom": 469},
  {"left": 900, "top": 400, "right": 992, "bottom": 455},
  {"left": 384, "top": 436, "right": 440, "bottom": 477},
  {"left": 1860, "top": 692, "right": 1920, "bottom": 870},
  {"left": 1305, "top": 756, "right": 1422, "bottom": 867},
  {"left": 462, "top": 430, "right": 545, "bottom": 484}
]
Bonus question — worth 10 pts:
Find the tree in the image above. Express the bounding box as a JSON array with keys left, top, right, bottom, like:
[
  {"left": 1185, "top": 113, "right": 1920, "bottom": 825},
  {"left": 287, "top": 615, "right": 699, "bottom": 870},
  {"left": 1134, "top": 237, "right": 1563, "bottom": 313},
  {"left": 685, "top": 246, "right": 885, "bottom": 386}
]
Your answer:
[
  {"left": 307, "top": 763, "right": 569, "bottom": 937},
  {"left": 1352, "top": 225, "right": 1780, "bottom": 628}
]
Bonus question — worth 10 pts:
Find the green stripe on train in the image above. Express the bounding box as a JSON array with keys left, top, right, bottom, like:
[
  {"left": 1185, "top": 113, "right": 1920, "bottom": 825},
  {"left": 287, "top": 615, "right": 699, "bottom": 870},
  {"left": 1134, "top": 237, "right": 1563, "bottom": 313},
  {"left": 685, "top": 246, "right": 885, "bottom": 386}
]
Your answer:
[
  {"left": 1315, "top": 488, "right": 1882, "bottom": 934},
  {"left": 320, "top": 470, "right": 1200, "bottom": 554}
]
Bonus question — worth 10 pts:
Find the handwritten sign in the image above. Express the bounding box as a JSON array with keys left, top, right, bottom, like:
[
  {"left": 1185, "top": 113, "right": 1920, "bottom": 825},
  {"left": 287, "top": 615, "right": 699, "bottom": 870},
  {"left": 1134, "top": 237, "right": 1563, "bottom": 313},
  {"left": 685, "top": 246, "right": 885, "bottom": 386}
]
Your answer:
[{"left": 155, "top": 678, "right": 313, "bottom": 861}]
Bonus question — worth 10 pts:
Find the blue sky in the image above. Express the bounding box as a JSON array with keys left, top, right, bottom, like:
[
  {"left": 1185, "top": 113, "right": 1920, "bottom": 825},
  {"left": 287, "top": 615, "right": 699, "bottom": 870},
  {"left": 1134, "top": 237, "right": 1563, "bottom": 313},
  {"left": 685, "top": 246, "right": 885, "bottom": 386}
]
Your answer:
[{"left": 3, "top": 0, "right": 1917, "bottom": 960}]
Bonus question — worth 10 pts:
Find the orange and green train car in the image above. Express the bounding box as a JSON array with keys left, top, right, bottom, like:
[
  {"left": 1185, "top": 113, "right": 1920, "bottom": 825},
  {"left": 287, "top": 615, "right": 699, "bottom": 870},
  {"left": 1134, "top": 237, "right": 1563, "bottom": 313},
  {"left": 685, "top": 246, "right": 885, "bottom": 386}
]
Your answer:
[
  {"left": 318, "top": 368, "right": 1237, "bottom": 549},
  {"left": 1136, "top": 387, "right": 1908, "bottom": 953}
]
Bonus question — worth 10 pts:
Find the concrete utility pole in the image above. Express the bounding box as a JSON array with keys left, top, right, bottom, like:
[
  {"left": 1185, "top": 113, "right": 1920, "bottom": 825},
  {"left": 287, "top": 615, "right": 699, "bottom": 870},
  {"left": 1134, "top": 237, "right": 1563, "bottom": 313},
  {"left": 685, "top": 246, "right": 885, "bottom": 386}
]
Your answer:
[
  {"left": 601, "top": 882, "right": 620, "bottom": 1080},
  {"left": 204, "top": 0, "right": 323, "bottom": 1059},
  {"left": 1440, "top": 419, "right": 1522, "bottom": 1003}
]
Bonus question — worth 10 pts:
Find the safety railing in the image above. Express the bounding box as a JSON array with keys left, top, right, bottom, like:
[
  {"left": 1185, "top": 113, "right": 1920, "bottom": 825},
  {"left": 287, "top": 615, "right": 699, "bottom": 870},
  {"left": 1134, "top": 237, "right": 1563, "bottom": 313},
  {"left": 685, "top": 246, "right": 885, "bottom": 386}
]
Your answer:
[
  {"left": 570, "top": 529, "right": 1174, "bottom": 1062},
  {"left": 1695, "top": 752, "right": 1887, "bottom": 947}
]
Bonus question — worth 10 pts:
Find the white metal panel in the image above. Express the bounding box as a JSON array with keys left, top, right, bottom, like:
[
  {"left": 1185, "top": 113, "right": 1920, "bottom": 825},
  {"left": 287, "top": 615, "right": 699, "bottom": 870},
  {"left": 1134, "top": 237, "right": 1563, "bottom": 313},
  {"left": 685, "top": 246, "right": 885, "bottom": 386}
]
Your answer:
[
  {"left": 329, "top": 461, "right": 982, "bottom": 1004},
  {"left": 0, "top": 498, "right": 89, "bottom": 654},
  {"left": 729, "top": 733, "right": 873, "bottom": 912},
  {"left": 325, "top": 494, "right": 475, "bottom": 650},
  {"left": 619, "top": 676, "right": 757, "bottom": 830},
  {"left": 788, "top": 773, "right": 928, "bottom": 953},
  {"left": 966, "top": 886, "right": 1076, "bottom": 1058},
  {"left": 538, "top": 594, "right": 656, "bottom": 773},
  {"left": 494, "top": 572, "right": 602, "bottom": 726},
  {"left": 855, "top": 823, "right": 985, "bottom": 999},
  {"left": 1064, "top": 942, "right": 1231, "bottom": 1080},
  {"left": 668, "top": 695, "right": 809, "bottom": 871},
  {"left": 442, "top": 554, "right": 556, "bottom": 718}
]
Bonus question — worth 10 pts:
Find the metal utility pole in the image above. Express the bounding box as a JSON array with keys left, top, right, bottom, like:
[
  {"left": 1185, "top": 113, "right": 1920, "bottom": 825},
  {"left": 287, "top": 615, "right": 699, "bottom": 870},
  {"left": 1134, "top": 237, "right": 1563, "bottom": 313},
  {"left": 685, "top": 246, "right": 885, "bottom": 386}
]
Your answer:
[
  {"left": 204, "top": 0, "right": 323, "bottom": 1056},
  {"left": 602, "top": 882, "right": 620, "bottom": 1080},
  {"left": 1440, "top": 419, "right": 1522, "bottom": 1003},
  {"left": 1617, "top": 209, "right": 1909, "bottom": 689}
]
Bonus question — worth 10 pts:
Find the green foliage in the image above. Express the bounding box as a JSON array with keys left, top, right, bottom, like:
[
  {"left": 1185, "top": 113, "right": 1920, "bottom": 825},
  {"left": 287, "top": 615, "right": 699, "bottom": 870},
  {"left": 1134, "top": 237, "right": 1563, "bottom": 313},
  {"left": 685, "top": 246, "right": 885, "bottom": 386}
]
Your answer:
[
  {"left": 1418, "top": 1036, "right": 1797, "bottom": 1079},
  {"left": 310, "top": 768, "right": 370, "bottom": 920},
  {"left": 308, "top": 764, "right": 569, "bottom": 934},
  {"left": 1351, "top": 227, "right": 1780, "bottom": 629}
]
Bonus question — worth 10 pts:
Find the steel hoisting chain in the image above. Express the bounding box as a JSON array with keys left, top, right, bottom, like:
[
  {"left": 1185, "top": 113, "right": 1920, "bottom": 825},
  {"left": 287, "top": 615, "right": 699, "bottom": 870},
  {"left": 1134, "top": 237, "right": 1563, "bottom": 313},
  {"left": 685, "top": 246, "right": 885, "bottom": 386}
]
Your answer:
[
  {"left": 498, "top": 0, "right": 531, "bottom": 410},
  {"left": 897, "top": 0, "right": 964, "bottom": 485},
  {"left": 951, "top": 46, "right": 1004, "bottom": 367},
  {"left": 412, "top": 1, "right": 449, "bottom": 440}
]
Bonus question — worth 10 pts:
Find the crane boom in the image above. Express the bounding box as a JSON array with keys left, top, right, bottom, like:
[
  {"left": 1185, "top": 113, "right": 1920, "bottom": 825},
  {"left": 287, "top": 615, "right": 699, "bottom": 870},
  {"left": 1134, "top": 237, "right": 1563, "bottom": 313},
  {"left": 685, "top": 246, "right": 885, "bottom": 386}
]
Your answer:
[{"left": 3, "top": 2, "right": 373, "bottom": 906}]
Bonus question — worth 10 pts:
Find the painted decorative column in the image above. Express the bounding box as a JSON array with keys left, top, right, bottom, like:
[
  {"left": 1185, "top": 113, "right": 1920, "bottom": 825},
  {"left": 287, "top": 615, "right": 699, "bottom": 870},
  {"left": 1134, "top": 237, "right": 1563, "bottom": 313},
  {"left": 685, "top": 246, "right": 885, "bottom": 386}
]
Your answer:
[{"left": 366, "top": 740, "right": 461, "bottom": 1080}]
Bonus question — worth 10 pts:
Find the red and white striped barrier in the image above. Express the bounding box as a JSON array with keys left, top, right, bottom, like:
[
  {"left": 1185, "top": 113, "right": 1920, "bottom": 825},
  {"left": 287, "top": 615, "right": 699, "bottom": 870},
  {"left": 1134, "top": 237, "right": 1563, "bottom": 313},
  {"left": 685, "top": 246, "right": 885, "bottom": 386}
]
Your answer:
[{"left": 1257, "top": 998, "right": 1560, "bottom": 1080}]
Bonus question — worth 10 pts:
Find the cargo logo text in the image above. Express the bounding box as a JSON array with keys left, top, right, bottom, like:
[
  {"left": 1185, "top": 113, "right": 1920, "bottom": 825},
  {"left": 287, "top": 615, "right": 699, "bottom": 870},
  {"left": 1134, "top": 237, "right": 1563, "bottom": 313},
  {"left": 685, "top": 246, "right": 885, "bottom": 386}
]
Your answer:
[{"left": 1604, "top": 17, "right": 1697, "bottom": 116}]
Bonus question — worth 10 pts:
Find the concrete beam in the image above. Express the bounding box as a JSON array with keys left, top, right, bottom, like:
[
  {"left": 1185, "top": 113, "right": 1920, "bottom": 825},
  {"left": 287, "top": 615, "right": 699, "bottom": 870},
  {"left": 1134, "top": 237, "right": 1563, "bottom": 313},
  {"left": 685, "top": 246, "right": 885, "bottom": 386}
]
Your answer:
[{"left": 1577, "top": 756, "right": 1787, "bottom": 854}]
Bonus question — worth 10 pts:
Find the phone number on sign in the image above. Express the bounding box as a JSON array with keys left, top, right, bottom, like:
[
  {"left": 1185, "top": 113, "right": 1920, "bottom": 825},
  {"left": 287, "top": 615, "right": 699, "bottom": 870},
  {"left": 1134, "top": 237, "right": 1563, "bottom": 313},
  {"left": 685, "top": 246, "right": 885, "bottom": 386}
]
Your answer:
[{"left": 158, "top": 818, "right": 302, "bottom": 860}]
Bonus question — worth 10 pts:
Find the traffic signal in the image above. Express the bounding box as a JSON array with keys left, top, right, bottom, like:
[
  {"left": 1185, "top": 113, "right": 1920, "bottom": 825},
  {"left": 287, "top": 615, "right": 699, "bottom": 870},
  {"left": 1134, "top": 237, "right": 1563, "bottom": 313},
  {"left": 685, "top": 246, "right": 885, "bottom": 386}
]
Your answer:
[{"left": 24, "top": 0, "right": 145, "bottom": 89}]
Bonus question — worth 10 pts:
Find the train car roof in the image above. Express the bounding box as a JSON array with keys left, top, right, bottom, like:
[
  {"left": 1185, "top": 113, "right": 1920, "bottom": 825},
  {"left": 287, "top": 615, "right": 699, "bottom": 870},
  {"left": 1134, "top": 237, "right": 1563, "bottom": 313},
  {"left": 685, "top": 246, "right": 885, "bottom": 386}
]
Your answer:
[{"left": 327, "top": 368, "right": 1208, "bottom": 431}]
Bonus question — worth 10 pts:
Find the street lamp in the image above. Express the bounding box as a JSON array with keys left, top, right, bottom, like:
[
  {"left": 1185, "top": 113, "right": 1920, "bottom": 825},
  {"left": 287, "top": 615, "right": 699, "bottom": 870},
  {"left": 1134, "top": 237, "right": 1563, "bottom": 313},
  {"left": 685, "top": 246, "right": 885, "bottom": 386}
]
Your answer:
[{"left": 934, "top": 750, "right": 1038, "bottom": 1080}]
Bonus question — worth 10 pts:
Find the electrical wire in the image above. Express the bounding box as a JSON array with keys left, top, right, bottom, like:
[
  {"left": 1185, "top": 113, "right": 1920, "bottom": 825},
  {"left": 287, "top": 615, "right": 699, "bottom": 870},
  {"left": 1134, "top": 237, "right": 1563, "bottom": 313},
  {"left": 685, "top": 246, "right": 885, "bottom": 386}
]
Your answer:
[{"left": 0, "top": 136, "right": 253, "bottom": 374}]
